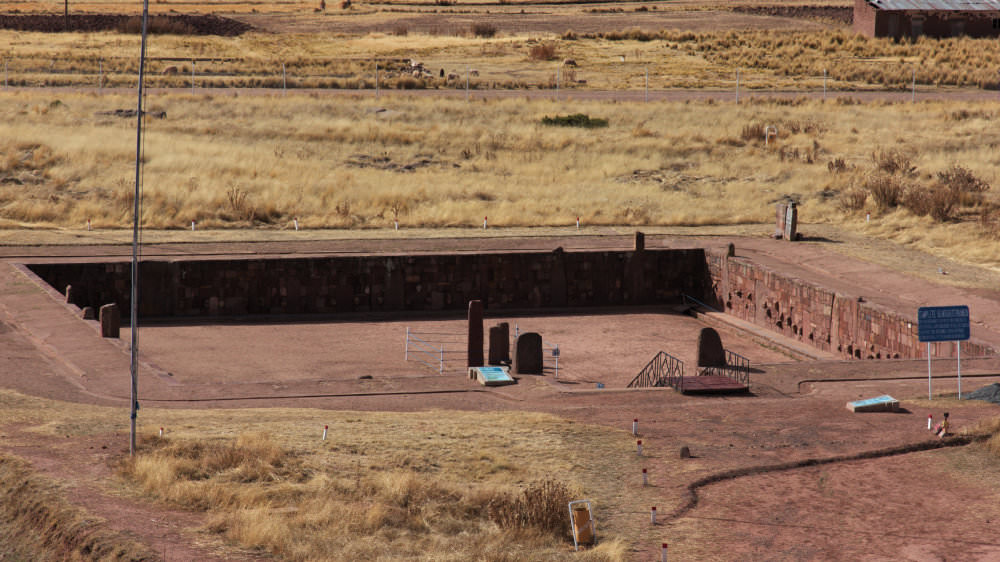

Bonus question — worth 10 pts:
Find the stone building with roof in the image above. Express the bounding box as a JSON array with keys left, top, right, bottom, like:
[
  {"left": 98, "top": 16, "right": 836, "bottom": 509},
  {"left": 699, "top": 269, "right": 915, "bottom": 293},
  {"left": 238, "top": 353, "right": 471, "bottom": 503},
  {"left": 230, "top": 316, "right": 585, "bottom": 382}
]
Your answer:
[{"left": 854, "top": 0, "right": 1000, "bottom": 38}]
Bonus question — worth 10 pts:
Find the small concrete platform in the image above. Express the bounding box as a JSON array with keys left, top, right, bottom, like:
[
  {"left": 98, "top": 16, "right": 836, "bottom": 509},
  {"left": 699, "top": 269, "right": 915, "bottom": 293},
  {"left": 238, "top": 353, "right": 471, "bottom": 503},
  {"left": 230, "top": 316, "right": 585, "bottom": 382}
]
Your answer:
[{"left": 678, "top": 375, "right": 749, "bottom": 395}]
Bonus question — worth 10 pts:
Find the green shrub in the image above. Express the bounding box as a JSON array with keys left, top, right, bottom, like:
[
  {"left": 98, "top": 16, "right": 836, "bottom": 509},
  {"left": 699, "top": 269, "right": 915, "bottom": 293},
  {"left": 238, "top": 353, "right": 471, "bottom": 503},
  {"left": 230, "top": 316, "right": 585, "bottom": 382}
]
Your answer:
[{"left": 541, "top": 113, "right": 608, "bottom": 128}]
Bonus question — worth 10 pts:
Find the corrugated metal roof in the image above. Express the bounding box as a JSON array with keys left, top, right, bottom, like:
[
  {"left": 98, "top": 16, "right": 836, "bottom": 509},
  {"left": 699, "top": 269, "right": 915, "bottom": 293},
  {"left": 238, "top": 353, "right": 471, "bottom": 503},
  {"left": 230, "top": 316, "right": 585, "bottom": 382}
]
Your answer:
[{"left": 870, "top": 0, "right": 1000, "bottom": 11}]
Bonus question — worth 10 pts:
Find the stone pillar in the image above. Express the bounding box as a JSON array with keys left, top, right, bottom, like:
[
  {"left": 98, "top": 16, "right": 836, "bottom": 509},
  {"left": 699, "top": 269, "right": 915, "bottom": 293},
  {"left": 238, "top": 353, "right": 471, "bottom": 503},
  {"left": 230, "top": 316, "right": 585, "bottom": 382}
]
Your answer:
[
  {"left": 488, "top": 322, "right": 510, "bottom": 365},
  {"left": 696, "top": 327, "right": 725, "bottom": 369},
  {"left": 513, "top": 332, "right": 543, "bottom": 374},
  {"left": 99, "top": 303, "right": 120, "bottom": 338},
  {"left": 783, "top": 202, "right": 798, "bottom": 241},
  {"left": 774, "top": 202, "right": 787, "bottom": 239},
  {"left": 467, "top": 300, "right": 484, "bottom": 368}
]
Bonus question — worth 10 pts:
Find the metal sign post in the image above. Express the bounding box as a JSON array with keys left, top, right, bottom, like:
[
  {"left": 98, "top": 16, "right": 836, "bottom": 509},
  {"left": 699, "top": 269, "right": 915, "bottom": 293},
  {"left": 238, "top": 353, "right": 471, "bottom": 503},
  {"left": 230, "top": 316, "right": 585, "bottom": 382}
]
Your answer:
[{"left": 918, "top": 305, "right": 970, "bottom": 400}]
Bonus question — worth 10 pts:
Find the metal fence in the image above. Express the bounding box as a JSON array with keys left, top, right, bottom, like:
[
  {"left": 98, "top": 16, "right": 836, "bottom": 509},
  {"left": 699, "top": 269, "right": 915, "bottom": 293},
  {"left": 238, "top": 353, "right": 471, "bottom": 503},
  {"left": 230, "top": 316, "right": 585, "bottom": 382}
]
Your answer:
[
  {"left": 628, "top": 350, "right": 684, "bottom": 390},
  {"left": 404, "top": 328, "right": 465, "bottom": 375}
]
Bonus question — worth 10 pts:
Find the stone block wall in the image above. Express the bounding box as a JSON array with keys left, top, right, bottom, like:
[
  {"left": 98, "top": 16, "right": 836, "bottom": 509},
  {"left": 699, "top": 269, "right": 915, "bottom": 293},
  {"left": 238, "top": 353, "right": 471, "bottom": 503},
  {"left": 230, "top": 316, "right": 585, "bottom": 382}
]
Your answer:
[
  {"left": 27, "top": 248, "right": 710, "bottom": 319},
  {"left": 26, "top": 246, "right": 995, "bottom": 360},
  {"left": 707, "top": 250, "right": 994, "bottom": 360}
]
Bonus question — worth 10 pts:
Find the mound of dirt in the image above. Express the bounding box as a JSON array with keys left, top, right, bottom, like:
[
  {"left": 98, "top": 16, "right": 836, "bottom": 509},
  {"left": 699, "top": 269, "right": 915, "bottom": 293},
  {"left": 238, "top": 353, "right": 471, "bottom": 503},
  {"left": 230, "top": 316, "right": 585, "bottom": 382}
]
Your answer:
[
  {"left": 965, "top": 382, "right": 1000, "bottom": 404},
  {"left": 0, "top": 14, "right": 252, "bottom": 36},
  {"left": 732, "top": 5, "right": 852, "bottom": 25}
]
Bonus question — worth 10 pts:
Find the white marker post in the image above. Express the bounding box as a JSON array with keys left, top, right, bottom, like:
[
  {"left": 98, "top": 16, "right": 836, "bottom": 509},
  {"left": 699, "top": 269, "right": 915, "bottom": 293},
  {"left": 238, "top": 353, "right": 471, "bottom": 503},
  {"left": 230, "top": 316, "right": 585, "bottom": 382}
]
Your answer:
[
  {"left": 394, "top": 219, "right": 399, "bottom": 231},
  {"left": 637, "top": 440, "right": 642, "bottom": 456},
  {"left": 661, "top": 543, "right": 668, "bottom": 562},
  {"left": 483, "top": 216, "right": 487, "bottom": 229},
  {"left": 293, "top": 218, "right": 299, "bottom": 231},
  {"left": 632, "top": 418, "right": 638, "bottom": 436},
  {"left": 191, "top": 220, "right": 196, "bottom": 231},
  {"left": 159, "top": 427, "right": 164, "bottom": 437},
  {"left": 928, "top": 414, "right": 933, "bottom": 430},
  {"left": 322, "top": 425, "right": 328, "bottom": 440},
  {"left": 650, "top": 506, "right": 657, "bottom": 525},
  {"left": 87, "top": 219, "right": 92, "bottom": 231},
  {"left": 642, "top": 468, "right": 648, "bottom": 487},
  {"left": 576, "top": 216, "right": 580, "bottom": 230}
]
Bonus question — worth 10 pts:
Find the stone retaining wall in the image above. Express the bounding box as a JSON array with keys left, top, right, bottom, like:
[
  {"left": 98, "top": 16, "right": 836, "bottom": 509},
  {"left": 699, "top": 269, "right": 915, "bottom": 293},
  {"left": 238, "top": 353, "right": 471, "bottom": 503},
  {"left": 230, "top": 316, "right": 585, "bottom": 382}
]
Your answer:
[
  {"left": 26, "top": 245, "right": 994, "bottom": 360},
  {"left": 27, "top": 248, "right": 710, "bottom": 318},
  {"left": 706, "top": 250, "right": 993, "bottom": 360}
]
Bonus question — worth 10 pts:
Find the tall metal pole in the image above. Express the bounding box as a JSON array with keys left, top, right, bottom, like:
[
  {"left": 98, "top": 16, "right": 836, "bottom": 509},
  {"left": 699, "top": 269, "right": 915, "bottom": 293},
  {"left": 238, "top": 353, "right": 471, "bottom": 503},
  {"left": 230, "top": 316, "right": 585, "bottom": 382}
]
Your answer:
[{"left": 130, "top": 0, "right": 150, "bottom": 457}]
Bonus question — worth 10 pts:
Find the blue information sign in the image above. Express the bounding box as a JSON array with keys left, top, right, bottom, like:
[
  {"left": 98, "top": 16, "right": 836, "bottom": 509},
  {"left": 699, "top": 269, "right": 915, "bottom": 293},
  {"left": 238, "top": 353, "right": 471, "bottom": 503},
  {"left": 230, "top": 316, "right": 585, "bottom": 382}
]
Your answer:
[{"left": 918, "top": 305, "right": 970, "bottom": 342}]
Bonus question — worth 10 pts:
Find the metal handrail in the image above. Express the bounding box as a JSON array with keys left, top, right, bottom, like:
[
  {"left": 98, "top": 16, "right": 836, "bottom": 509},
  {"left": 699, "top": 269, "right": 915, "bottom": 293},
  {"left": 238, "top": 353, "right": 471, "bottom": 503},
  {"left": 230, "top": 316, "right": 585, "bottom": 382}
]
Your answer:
[
  {"left": 628, "top": 351, "right": 684, "bottom": 390},
  {"left": 699, "top": 349, "right": 751, "bottom": 386}
]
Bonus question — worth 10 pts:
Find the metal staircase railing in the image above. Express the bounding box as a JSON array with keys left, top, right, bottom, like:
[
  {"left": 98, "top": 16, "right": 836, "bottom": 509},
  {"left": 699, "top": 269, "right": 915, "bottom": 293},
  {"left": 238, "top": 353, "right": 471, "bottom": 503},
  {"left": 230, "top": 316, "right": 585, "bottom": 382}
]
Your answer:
[
  {"left": 628, "top": 351, "right": 684, "bottom": 390},
  {"left": 699, "top": 349, "right": 751, "bottom": 386}
]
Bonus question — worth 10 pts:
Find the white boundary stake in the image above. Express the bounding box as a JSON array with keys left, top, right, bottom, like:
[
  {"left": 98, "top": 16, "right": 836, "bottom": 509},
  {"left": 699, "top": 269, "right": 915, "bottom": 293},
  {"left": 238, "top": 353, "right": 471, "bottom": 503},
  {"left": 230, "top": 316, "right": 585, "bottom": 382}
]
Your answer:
[
  {"left": 159, "top": 427, "right": 163, "bottom": 437},
  {"left": 293, "top": 218, "right": 299, "bottom": 231},
  {"left": 322, "top": 425, "right": 328, "bottom": 440},
  {"left": 632, "top": 418, "right": 638, "bottom": 436},
  {"left": 650, "top": 506, "right": 657, "bottom": 525},
  {"left": 191, "top": 220, "right": 196, "bottom": 231},
  {"left": 568, "top": 500, "right": 595, "bottom": 551},
  {"left": 661, "top": 543, "right": 668, "bottom": 562},
  {"left": 636, "top": 440, "right": 642, "bottom": 456},
  {"left": 928, "top": 414, "right": 933, "bottom": 430},
  {"left": 642, "top": 468, "right": 648, "bottom": 486},
  {"left": 483, "top": 216, "right": 488, "bottom": 229}
]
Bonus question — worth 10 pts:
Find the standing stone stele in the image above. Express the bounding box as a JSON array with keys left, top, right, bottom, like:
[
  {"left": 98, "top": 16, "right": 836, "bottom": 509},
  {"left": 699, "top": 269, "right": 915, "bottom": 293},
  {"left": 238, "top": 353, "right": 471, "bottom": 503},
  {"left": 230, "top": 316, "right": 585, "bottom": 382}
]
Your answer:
[
  {"left": 696, "top": 327, "right": 725, "bottom": 368},
  {"left": 488, "top": 322, "right": 510, "bottom": 365},
  {"left": 783, "top": 202, "right": 798, "bottom": 241},
  {"left": 468, "top": 300, "right": 484, "bottom": 368},
  {"left": 513, "top": 332, "right": 543, "bottom": 374},
  {"left": 99, "top": 303, "right": 120, "bottom": 338}
]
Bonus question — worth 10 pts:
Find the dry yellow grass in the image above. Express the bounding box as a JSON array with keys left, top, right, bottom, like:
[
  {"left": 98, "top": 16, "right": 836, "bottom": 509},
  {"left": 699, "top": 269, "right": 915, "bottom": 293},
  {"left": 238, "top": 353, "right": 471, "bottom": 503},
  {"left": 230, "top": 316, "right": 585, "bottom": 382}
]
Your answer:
[
  {"left": 4, "top": 29, "right": 1000, "bottom": 92},
  {"left": 0, "top": 389, "right": 643, "bottom": 560},
  {"left": 4, "top": 89, "right": 1000, "bottom": 271}
]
